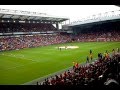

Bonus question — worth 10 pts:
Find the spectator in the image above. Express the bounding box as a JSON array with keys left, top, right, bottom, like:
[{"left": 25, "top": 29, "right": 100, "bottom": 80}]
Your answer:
[{"left": 39, "top": 49, "right": 120, "bottom": 86}]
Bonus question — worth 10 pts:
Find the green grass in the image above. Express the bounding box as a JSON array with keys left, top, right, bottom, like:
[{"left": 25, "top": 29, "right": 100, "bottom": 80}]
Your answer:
[{"left": 0, "top": 42, "right": 120, "bottom": 85}]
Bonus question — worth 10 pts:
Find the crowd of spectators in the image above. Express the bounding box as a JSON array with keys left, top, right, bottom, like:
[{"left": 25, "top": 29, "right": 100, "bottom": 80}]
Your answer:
[
  {"left": 0, "top": 22, "right": 120, "bottom": 51},
  {"left": 0, "top": 34, "right": 71, "bottom": 51},
  {"left": 0, "top": 23, "right": 57, "bottom": 33},
  {"left": 0, "top": 30, "right": 120, "bottom": 51},
  {"left": 39, "top": 49, "right": 120, "bottom": 87},
  {"left": 75, "top": 30, "right": 120, "bottom": 42}
]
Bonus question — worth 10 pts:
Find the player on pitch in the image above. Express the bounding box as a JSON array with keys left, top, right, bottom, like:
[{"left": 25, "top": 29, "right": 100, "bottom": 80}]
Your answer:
[{"left": 89, "top": 49, "right": 93, "bottom": 61}]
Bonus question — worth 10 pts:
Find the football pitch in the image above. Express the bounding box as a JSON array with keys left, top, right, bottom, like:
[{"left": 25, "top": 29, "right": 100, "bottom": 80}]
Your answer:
[{"left": 0, "top": 42, "right": 120, "bottom": 85}]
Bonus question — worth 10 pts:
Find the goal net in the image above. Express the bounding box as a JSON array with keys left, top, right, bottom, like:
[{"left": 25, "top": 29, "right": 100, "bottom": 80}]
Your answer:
[{"left": 97, "top": 38, "right": 106, "bottom": 42}]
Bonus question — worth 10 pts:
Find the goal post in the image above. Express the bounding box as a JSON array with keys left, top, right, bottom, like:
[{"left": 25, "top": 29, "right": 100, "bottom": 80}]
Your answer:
[{"left": 97, "top": 38, "right": 106, "bottom": 42}]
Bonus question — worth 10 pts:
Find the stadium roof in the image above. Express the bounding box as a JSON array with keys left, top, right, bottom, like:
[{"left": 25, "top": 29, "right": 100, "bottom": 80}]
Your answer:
[
  {"left": 64, "top": 9, "right": 120, "bottom": 27},
  {"left": 0, "top": 8, "right": 69, "bottom": 23}
]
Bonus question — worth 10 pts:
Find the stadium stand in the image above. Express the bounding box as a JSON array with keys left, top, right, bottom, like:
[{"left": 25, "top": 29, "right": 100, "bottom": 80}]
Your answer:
[
  {"left": 0, "top": 23, "right": 57, "bottom": 33},
  {"left": 0, "top": 9, "right": 120, "bottom": 52},
  {"left": 40, "top": 49, "right": 120, "bottom": 86},
  {"left": 75, "top": 30, "right": 120, "bottom": 42},
  {"left": 0, "top": 29, "right": 120, "bottom": 51},
  {"left": 0, "top": 34, "right": 72, "bottom": 51}
]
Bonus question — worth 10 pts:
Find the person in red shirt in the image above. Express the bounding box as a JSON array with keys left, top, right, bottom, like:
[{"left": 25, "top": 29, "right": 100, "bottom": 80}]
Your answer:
[{"left": 75, "top": 62, "right": 79, "bottom": 69}]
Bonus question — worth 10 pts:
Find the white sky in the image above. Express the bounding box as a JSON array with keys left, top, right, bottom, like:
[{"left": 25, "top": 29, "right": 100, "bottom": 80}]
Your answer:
[{"left": 0, "top": 5, "right": 119, "bottom": 22}]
